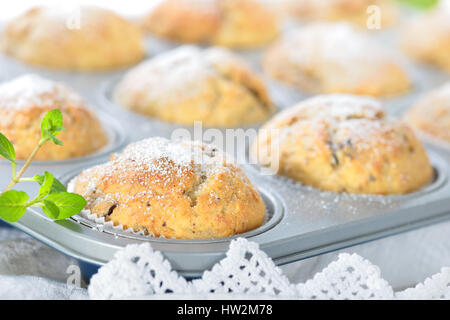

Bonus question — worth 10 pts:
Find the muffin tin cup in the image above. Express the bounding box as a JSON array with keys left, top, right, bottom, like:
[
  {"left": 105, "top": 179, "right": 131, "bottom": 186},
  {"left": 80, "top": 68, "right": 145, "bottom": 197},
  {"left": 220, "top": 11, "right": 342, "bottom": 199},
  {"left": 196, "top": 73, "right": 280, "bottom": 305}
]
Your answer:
[
  {"left": 64, "top": 168, "right": 284, "bottom": 244},
  {"left": 245, "top": 149, "right": 448, "bottom": 201},
  {"left": 8, "top": 163, "right": 287, "bottom": 277},
  {"left": 249, "top": 18, "right": 440, "bottom": 114}
]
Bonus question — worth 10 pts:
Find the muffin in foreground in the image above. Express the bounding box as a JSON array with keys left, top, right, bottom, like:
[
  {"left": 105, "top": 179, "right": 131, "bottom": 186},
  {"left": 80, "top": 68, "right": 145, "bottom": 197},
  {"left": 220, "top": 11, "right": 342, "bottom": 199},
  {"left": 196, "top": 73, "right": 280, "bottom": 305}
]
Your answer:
[
  {"left": 252, "top": 94, "right": 433, "bottom": 194},
  {"left": 0, "top": 74, "right": 107, "bottom": 160},
  {"left": 401, "top": 2, "right": 450, "bottom": 73},
  {"left": 263, "top": 22, "right": 410, "bottom": 97},
  {"left": 141, "top": 0, "right": 279, "bottom": 48},
  {"left": 71, "top": 137, "right": 266, "bottom": 239},
  {"left": 1, "top": 6, "right": 145, "bottom": 70},
  {"left": 405, "top": 82, "right": 450, "bottom": 144},
  {"left": 114, "top": 46, "right": 274, "bottom": 127},
  {"left": 283, "top": 0, "right": 398, "bottom": 28}
]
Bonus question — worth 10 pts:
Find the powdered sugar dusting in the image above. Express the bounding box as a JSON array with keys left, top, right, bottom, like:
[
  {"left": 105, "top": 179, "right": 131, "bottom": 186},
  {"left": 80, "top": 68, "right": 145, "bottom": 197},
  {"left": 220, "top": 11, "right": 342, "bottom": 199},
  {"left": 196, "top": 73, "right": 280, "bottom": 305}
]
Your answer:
[
  {"left": 71, "top": 137, "right": 256, "bottom": 237},
  {"left": 120, "top": 137, "right": 234, "bottom": 177},
  {"left": 286, "top": 23, "right": 387, "bottom": 65},
  {"left": 264, "top": 94, "right": 405, "bottom": 154},
  {"left": 115, "top": 46, "right": 213, "bottom": 105},
  {"left": 76, "top": 137, "right": 236, "bottom": 192},
  {"left": 114, "top": 45, "right": 247, "bottom": 108},
  {"left": 273, "top": 94, "right": 385, "bottom": 123},
  {"left": 281, "top": 22, "right": 404, "bottom": 84},
  {"left": 0, "top": 74, "right": 84, "bottom": 109}
]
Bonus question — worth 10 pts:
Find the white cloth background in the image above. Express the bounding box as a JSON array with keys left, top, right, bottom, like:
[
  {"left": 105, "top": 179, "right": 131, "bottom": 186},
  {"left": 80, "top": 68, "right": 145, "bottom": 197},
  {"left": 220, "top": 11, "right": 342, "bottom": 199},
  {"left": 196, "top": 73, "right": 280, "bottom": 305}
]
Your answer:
[
  {"left": 280, "top": 221, "right": 450, "bottom": 290},
  {"left": 0, "top": 227, "right": 88, "bottom": 299},
  {"left": 0, "top": 220, "right": 449, "bottom": 299}
]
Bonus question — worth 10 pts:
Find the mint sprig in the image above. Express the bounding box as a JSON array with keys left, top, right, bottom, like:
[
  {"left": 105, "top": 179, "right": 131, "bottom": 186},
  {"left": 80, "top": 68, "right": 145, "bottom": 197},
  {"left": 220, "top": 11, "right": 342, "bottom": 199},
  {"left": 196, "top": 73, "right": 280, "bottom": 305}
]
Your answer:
[{"left": 0, "top": 109, "right": 86, "bottom": 223}]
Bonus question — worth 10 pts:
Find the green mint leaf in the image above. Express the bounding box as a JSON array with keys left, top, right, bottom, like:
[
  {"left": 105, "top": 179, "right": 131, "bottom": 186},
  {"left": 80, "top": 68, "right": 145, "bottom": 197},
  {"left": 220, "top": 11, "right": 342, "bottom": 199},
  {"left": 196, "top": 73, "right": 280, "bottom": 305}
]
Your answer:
[
  {"left": 44, "top": 130, "right": 63, "bottom": 146},
  {"left": 45, "top": 192, "right": 86, "bottom": 219},
  {"left": 0, "top": 132, "right": 16, "bottom": 164},
  {"left": 0, "top": 190, "right": 29, "bottom": 222},
  {"left": 42, "top": 199, "right": 60, "bottom": 219},
  {"left": 32, "top": 174, "right": 67, "bottom": 193},
  {"left": 37, "top": 171, "right": 54, "bottom": 199},
  {"left": 398, "top": 0, "right": 438, "bottom": 9},
  {"left": 41, "top": 109, "right": 64, "bottom": 145}
]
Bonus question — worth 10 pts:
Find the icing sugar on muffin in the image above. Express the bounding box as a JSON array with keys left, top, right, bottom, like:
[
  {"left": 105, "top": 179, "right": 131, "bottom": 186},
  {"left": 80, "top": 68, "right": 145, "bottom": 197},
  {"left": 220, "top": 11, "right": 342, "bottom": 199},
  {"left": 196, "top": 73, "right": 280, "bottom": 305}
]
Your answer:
[
  {"left": 114, "top": 46, "right": 274, "bottom": 127},
  {"left": 1, "top": 6, "right": 145, "bottom": 70},
  {"left": 71, "top": 137, "right": 266, "bottom": 239},
  {"left": 284, "top": 0, "right": 398, "bottom": 28},
  {"left": 141, "top": 0, "right": 279, "bottom": 48},
  {"left": 405, "top": 82, "right": 450, "bottom": 143},
  {"left": 401, "top": 1, "right": 450, "bottom": 72},
  {"left": 0, "top": 74, "right": 107, "bottom": 160},
  {"left": 252, "top": 94, "right": 433, "bottom": 194},
  {"left": 263, "top": 22, "right": 410, "bottom": 97}
]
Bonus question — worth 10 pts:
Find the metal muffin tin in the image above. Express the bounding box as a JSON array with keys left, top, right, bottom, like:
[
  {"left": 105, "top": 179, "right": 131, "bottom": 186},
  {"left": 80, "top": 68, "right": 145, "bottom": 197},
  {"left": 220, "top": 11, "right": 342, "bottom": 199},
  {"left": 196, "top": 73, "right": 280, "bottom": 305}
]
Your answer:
[
  {"left": 1, "top": 33, "right": 450, "bottom": 279},
  {"left": 7, "top": 149, "right": 450, "bottom": 278}
]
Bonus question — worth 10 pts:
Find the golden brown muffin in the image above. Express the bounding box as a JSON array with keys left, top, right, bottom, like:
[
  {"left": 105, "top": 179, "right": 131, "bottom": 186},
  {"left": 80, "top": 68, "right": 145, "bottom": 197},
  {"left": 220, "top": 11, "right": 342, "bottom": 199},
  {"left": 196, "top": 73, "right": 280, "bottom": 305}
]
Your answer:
[
  {"left": 114, "top": 46, "right": 274, "bottom": 127},
  {"left": 401, "top": 2, "right": 450, "bottom": 73},
  {"left": 71, "top": 137, "right": 266, "bottom": 239},
  {"left": 405, "top": 82, "right": 450, "bottom": 143},
  {"left": 284, "top": 0, "right": 398, "bottom": 28},
  {"left": 263, "top": 22, "right": 411, "bottom": 97},
  {"left": 141, "top": 0, "right": 279, "bottom": 48},
  {"left": 0, "top": 74, "right": 107, "bottom": 160},
  {"left": 1, "top": 6, "right": 145, "bottom": 70},
  {"left": 251, "top": 94, "right": 433, "bottom": 194}
]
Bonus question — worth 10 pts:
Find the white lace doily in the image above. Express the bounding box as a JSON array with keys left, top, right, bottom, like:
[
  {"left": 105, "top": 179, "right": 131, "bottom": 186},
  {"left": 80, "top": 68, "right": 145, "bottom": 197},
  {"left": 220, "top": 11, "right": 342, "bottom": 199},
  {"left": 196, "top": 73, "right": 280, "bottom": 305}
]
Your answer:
[{"left": 88, "top": 238, "right": 450, "bottom": 300}]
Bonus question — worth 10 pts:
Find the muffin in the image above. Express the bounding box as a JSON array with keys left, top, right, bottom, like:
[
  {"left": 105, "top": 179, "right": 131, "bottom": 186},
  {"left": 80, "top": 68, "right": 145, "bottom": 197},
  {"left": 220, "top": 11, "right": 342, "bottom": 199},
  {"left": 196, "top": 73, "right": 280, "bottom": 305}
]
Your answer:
[
  {"left": 251, "top": 94, "right": 433, "bottom": 194},
  {"left": 1, "top": 6, "right": 145, "bottom": 70},
  {"left": 71, "top": 137, "right": 266, "bottom": 239},
  {"left": 284, "top": 0, "right": 398, "bottom": 28},
  {"left": 114, "top": 46, "right": 274, "bottom": 127},
  {"left": 263, "top": 22, "right": 410, "bottom": 97},
  {"left": 0, "top": 74, "right": 107, "bottom": 160},
  {"left": 141, "top": 0, "right": 279, "bottom": 48},
  {"left": 405, "top": 82, "right": 450, "bottom": 143},
  {"left": 401, "top": 2, "right": 450, "bottom": 72}
]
